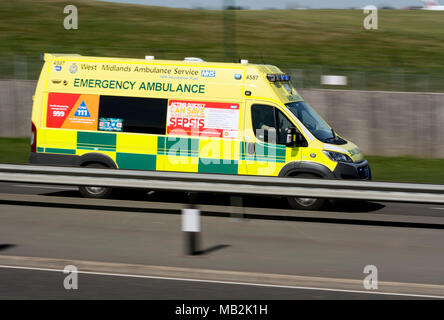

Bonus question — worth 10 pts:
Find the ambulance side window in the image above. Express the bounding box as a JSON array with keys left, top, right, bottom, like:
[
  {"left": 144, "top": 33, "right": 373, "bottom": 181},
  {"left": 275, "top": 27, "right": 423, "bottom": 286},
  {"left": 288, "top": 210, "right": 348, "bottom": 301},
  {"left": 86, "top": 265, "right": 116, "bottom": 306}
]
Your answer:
[
  {"left": 99, "top": 96, "right": 167, "bottom": 134},
  {"left": 251, "top": 105, "right": 295, "bottom": 145},
  {"left": 251, "top": 104, "right": 277, "bottom": 144},
  {"left": 276, "top": 110, "right": 293, "bottom": 145}
]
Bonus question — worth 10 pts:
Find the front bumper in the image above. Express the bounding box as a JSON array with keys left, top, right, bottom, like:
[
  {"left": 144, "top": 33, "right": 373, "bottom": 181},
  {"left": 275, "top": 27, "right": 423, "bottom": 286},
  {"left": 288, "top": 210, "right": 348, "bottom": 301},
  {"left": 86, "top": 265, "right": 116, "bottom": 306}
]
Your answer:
[{"left": 332, "top": 160, "right": 371, "bottom": 180}]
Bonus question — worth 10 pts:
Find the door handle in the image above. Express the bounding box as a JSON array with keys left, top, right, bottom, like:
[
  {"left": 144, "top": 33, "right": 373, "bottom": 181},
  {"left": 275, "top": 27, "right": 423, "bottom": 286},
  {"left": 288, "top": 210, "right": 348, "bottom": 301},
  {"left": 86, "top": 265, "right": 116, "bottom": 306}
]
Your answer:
[{"left": 247, "top": 142, "right": 255, "bottom": 155}]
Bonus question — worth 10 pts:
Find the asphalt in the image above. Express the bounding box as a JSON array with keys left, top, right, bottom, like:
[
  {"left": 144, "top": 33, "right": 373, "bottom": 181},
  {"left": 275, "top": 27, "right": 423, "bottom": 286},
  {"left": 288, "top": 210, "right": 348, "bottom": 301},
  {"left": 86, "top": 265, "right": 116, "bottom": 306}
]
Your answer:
[
  {"left": 0, "top": 268, "right": 417, "bottom": 300},
  {"left": 0, "top": 182, "right": 444, "bottom": 299},
  {"left": 1, "top": 181, "right": 444, "bottom": 219}
]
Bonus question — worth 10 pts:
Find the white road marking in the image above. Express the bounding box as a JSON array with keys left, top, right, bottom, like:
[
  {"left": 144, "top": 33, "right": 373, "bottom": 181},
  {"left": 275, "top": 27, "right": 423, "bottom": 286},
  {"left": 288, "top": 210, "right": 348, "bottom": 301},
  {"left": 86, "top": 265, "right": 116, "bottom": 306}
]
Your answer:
[
  {"left": 431, "top": 207, "right": 444, "bottom": 210},
  {"left": 13, "top": 184, "right": 77, "bottom": 190},
  {"left": 0, "top": 264, "right": 442, "bottom": 299}
]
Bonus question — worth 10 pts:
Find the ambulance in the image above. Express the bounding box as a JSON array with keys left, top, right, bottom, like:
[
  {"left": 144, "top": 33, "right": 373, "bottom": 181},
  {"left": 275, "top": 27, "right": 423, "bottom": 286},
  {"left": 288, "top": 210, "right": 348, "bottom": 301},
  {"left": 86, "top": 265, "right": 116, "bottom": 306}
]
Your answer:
[{"left": 30, "top": 53, "right": 371, "bottom": 210}]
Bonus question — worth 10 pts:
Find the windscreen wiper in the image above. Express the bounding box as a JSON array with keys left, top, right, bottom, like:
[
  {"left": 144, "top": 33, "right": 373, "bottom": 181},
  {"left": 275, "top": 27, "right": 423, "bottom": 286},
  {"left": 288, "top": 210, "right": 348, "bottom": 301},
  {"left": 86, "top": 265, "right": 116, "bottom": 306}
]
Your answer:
[{"left": 324, "top": 130, "right": 337, "bottom": 143}]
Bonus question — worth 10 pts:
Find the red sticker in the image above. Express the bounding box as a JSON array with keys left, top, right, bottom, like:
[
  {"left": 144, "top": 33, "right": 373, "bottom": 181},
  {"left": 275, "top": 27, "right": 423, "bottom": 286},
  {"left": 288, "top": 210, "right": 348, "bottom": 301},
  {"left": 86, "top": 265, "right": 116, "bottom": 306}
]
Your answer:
[
  {"left": 46, "top": 93, "right": 80, "bottom": 128},
  {"left": 167, "top": 100, "right": 240, "bottom": 138},
  {"left": 46, "top": 93, "right": 99, "bottom": 130}
]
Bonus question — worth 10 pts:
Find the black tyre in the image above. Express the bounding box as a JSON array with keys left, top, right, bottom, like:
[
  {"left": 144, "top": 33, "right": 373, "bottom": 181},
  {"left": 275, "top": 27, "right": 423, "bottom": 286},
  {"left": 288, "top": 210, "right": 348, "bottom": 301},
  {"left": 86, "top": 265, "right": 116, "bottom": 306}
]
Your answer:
[
  {"left": 287, "top": 173, "right": 326, "bottom": 211},
  {"left": 78, "top": 163, "right": 113, "bottom": 199}
]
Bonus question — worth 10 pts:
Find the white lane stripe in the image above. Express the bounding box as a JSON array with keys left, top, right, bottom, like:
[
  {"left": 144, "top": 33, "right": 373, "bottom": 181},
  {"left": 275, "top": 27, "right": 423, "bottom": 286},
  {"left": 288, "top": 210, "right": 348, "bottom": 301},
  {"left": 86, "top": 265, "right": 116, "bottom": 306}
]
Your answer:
[
  {"left": 431, "top": 207, "right": 444, "bottom": 210},
  {"left": 0, "top": 264, "right": 442, "bottom": 299},
  {"left": 13, "top": 184, "right": 77, "bottom": 190}
]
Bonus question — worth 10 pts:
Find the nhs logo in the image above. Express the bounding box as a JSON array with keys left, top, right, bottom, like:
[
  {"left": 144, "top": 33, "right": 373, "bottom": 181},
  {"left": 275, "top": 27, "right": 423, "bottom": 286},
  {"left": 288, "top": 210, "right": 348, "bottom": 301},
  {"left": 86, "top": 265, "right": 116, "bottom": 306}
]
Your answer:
[{"left": 201, "top": 70, "right": 216, "bottom": 77}]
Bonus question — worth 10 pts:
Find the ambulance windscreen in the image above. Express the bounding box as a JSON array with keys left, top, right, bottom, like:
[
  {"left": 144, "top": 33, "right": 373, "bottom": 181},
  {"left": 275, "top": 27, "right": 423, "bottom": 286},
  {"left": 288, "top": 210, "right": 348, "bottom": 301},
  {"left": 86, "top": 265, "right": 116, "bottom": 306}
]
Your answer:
[{"left": 286, "top": 101, "right": 344, "bottom": 144}]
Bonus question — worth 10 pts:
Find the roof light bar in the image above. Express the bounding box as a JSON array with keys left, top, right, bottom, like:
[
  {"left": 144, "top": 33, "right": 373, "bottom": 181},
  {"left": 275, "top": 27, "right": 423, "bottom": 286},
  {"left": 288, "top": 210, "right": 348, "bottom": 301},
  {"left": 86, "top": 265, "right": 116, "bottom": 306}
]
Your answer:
[{"left": 267, "top": 74, "right": 291, "bottom": 82}]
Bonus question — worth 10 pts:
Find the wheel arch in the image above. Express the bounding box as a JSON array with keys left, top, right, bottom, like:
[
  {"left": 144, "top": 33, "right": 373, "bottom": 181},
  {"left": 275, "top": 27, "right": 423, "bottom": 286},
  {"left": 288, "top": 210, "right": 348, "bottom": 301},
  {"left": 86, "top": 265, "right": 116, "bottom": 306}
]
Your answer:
[
  {"left": 278, "top": 161, "right": 335, "bottom": 178},
  {"left": 78, "top": 153, "right": 117, "bottom": 169}
]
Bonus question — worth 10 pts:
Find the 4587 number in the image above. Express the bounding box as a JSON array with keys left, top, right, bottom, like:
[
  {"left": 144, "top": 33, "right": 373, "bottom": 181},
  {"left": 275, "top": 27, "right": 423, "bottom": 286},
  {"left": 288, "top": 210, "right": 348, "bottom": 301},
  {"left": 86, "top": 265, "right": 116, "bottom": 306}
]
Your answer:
[{"left": 246, "top": 74, "right": 259, "bottom": 80}]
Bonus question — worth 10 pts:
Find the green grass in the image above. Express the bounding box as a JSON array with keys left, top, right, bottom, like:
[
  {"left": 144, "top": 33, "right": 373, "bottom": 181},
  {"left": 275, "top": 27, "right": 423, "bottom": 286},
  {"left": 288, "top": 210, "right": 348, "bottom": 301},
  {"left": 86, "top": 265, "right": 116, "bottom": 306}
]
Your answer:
[
  {"left": 2, "top": 1, "right": 444, "bottom": 90},
  {"left": 366, "top": 156, "right": 444, "bottom": 184},
  {"left": 1, "top": 138, "right": 444, "bottom": 184},
  {"left": 0, "top": 138, "right": 30, "bottom": 164}
]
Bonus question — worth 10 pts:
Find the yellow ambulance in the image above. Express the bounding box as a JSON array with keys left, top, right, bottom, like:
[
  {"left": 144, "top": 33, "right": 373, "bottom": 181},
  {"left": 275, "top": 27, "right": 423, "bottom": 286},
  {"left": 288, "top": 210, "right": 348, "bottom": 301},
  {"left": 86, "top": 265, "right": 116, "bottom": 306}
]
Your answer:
[{"left": 30, "top": 53, "right": 371, "bottom": 210}]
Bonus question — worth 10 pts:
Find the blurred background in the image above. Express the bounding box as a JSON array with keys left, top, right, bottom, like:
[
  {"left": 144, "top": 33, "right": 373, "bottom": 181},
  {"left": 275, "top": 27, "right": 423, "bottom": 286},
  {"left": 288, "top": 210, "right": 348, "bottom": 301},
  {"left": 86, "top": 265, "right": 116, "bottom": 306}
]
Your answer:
[{"left": 1, "top": 0, "right": 444, "bottom": 183}]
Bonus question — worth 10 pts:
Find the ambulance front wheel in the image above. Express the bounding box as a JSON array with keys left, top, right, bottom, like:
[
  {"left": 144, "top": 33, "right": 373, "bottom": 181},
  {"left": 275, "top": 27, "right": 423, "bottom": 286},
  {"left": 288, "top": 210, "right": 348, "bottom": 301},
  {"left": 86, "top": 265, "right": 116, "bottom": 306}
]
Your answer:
[
  {"left": 287, "top": 173, "right": 325, "bottom": 211},
  {"left": 78, "top": 163, "right": 113, "bottom": 199}
]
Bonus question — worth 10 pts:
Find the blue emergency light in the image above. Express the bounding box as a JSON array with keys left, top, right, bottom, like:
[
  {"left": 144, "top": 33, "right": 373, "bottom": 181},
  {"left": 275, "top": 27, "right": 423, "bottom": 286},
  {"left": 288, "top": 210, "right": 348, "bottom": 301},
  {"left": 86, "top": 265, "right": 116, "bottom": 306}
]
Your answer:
[{"left": 267, "top": 74, "right": 291, "bottom": 82}]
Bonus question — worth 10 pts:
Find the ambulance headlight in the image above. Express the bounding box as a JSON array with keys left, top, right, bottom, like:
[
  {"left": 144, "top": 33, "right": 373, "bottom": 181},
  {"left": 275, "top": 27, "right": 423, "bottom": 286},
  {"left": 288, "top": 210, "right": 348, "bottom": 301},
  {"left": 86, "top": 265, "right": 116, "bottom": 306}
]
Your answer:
[{"left": 323, "top": 150, "right": 353, "bottom": 163}]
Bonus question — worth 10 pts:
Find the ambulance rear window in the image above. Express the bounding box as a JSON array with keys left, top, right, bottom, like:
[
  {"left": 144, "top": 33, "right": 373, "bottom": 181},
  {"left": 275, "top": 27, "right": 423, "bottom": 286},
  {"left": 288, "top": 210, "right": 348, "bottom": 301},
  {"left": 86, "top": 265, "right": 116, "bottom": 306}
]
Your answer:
[{"left": 98, "top": 96, "right": 167, "bottom": 134}]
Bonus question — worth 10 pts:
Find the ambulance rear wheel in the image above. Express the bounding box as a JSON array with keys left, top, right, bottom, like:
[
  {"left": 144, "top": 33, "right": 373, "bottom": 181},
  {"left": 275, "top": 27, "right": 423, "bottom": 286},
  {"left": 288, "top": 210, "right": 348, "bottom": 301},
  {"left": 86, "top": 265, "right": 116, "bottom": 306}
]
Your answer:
[
  {"left": 78, "top": 163, "right": 113, "bottom": 199},
  {"left": 287, "top": 173, "right": 325, "bottom": 211}
]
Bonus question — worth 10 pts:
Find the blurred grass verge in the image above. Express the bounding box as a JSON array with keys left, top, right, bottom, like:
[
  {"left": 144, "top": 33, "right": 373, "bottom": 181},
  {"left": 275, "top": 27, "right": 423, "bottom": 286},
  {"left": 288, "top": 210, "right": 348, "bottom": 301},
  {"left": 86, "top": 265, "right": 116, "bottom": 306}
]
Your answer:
[
  {"left": 2, "top": 0, "right": 444, "bottom": 91},
  {"left": 365, "top": 155, "right": 444, "bottom": 184},
  {"left": 0, "top": 138, "right": 30, "bottom": 164},
  {"left": 0, "top": 138, "right": 443, "bottom": 184}
]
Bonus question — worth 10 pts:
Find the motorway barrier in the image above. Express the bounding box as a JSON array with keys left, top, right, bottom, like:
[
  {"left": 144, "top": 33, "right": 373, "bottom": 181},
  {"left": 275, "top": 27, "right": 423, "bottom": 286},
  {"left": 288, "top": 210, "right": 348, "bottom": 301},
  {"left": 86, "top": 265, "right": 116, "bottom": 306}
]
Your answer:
[{"left": 0, "top": 164, "right": 443, "bottom": 204}]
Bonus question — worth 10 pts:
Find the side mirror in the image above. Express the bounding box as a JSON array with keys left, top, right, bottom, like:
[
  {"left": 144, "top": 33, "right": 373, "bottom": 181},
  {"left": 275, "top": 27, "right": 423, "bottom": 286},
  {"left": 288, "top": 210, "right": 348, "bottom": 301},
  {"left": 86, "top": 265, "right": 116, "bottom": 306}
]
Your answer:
[
  {"left": 295, "top": 132, "right": 307, "bottom": 147},
  {"left": 286, "top": 127, "right": 306, "bottom": 147},
  {"left": 285, "top": 127, "right": 297, "bottom": 147}
]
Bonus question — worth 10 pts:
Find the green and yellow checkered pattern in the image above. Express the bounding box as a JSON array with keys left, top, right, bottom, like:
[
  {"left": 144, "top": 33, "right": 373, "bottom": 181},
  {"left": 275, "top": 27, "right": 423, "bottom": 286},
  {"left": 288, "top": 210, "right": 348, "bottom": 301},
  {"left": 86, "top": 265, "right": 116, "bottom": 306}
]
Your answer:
[{"left": 37, "top": 129, "right": 295, "bottom": 175}]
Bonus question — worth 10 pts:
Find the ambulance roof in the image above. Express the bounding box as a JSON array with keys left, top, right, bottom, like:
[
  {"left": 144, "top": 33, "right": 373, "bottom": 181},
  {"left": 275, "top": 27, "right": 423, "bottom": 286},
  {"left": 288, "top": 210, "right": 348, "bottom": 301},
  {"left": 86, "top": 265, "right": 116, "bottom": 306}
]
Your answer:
[{"left": 43, "top": 53, "right": 278, "bottom": 71}]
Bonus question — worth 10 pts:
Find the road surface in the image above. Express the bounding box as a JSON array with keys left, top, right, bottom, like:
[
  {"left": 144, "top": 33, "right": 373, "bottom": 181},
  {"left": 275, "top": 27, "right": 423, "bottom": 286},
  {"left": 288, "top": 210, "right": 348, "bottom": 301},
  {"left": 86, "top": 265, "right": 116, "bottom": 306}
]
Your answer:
[{"left": 0, "top": 182, "right": 443, "bottom": 299}]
